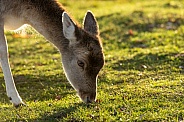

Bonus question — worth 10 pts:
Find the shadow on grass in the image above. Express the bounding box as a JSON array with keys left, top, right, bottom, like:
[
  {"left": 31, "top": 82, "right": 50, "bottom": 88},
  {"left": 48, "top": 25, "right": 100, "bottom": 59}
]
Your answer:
[
  {"left": 28, "top": 103, "right": 87, "bottom": 122},
  {"left": 112, "top": 52, "right": 179, "bottom": 71},
  {"left": 97, "top": 52, "right": 184, "bottom": 85},
  {"left": 112, "top": 52, "right": 184, "bottom": 72},
  {"left": 98, "top": 11, "right": 184, "bottom": 50},
  {"left": 2, "top": 102, "right": 87, "bottom": 122},
  {"left": 0, "top": 73, "right": 74, "bottom": 104},
  {"left": 99, "top": 10, "right": 184, "bottom": 33}
]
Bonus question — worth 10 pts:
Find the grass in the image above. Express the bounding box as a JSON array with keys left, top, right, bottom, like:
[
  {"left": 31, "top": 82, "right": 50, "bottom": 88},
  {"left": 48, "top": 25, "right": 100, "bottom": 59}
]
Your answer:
[{"left": 0, "top": 0, "right": 184, "bottom": 121}]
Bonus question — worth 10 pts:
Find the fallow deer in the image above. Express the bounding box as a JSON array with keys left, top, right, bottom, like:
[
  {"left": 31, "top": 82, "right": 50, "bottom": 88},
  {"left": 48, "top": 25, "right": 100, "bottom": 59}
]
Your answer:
[{"left": 0, "top": 0, "right": 104, "bottom": 107}]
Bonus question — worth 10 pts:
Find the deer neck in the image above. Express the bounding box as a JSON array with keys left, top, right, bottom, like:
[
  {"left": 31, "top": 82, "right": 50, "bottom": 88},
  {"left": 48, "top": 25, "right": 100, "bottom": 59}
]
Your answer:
[
  {"left": 25, "top": 2, "right": 68, "bottom": 51},
  {"left": 3, "top": 0, "right": 74, "bottom": 52},
  {"left": 2, "top": 0, "right": 69, "bottom": 52}
]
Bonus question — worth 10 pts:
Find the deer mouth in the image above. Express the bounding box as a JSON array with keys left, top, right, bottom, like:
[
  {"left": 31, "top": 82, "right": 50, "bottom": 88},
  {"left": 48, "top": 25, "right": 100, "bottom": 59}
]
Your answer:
[{"left": 77, "top": 90, "right": 96, "bottom": 103}]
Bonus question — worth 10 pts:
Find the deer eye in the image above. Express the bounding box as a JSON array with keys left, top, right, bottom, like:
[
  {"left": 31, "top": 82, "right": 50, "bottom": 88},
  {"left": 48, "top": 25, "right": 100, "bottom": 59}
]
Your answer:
[{"left": 77, "top": 60, "right": 85, "bottom": 68}]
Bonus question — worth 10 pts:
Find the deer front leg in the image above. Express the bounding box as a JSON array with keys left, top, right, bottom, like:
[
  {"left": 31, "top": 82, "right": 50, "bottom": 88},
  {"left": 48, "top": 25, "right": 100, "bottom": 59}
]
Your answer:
[{"left": 0, "top": 19, "right": 24, "bottom": 107}]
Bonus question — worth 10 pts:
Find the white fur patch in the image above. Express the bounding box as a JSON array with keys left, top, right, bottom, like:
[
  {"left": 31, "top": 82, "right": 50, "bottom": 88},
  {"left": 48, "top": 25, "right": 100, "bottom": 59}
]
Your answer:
[{"left": 4, "top": 15, "right": 24, "bottom": 30}]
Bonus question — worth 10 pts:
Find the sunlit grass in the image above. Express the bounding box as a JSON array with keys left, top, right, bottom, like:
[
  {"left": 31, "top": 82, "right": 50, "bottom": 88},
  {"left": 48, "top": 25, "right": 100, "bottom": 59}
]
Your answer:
[{"left": 0, "top": 0, "right": 184, "bottom": 121}]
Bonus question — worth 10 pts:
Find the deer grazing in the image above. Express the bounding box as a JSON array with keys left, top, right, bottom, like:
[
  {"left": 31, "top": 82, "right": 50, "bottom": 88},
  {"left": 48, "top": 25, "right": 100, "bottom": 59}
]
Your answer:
[{"left": 0, "top": 0, "right": 104, "bottom": 107}]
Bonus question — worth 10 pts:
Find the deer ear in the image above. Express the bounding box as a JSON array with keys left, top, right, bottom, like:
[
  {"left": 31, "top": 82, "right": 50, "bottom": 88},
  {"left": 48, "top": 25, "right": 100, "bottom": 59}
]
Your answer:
[
  {"left": 62, "top": 12, "right": 76, "bottom": 40},
  {"left": 83, "top": 11, "right": 99, "bottom": 36}
]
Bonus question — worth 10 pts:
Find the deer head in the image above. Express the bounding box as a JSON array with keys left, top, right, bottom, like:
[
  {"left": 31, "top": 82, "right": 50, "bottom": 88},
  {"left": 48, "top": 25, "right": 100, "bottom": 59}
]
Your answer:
[{"left": 61, "top": 11, "right": 104, "bottom": 103}]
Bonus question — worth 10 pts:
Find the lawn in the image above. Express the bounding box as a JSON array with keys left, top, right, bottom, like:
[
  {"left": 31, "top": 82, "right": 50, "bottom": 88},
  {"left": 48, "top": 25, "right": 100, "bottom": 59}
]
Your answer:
[{"left": 0, "top": 0, "right": 184, "bottom": 121}]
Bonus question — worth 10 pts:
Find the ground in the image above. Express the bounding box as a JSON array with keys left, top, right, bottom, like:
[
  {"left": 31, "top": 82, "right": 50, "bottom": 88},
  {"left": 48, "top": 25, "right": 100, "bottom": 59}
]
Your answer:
[{"left": 0, "top": 0, "right": 184, "bottom": 121}]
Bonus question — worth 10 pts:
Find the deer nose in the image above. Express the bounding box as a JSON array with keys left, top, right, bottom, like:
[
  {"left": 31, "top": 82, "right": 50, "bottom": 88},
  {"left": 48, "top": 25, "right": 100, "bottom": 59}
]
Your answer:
[{"left": 78, "top": 90, "right": 96, "bottom": 103}]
